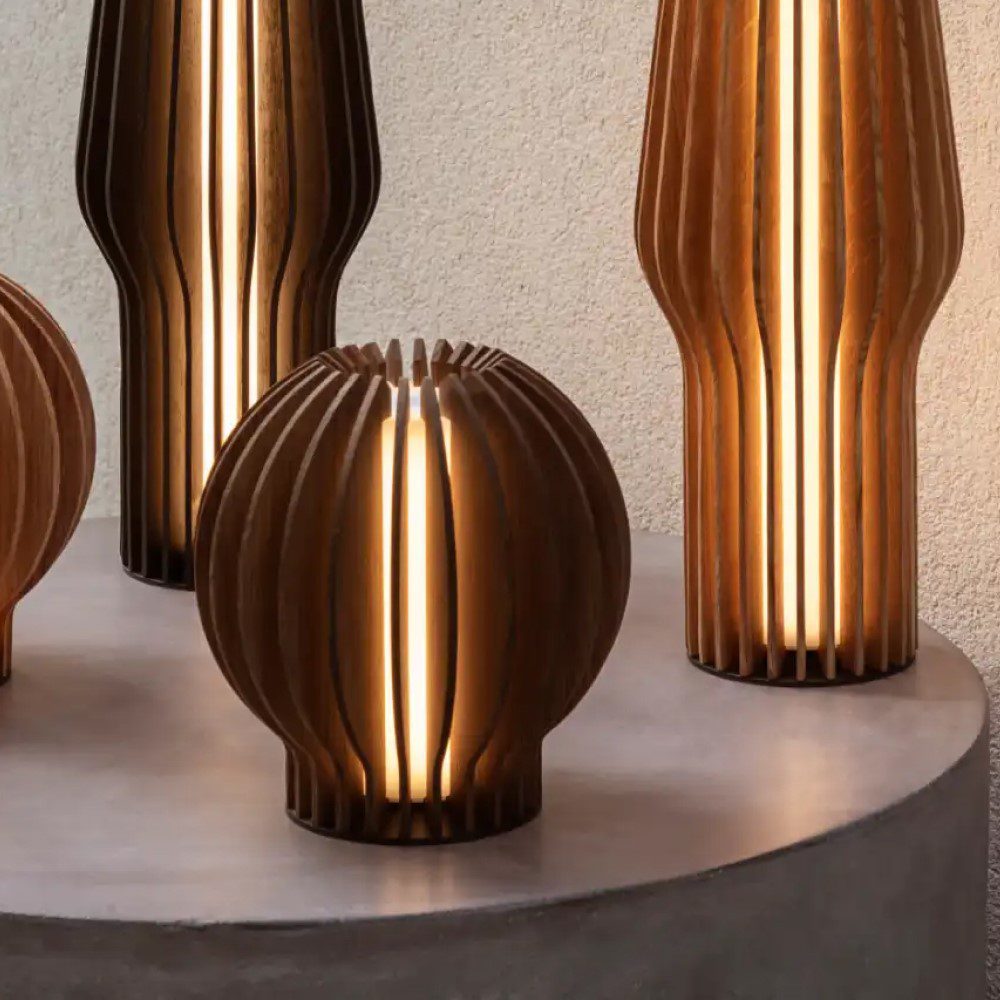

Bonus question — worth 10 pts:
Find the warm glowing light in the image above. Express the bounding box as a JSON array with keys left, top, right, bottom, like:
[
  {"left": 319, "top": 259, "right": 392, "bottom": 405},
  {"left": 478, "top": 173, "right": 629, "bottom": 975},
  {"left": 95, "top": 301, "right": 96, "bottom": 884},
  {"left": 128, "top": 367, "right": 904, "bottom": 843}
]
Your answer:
[
  {"left": 382, "top": 396, "right": 397, "bottom": 800},
  {"left": 760, "top": 358, "right": 769, "bottom": 638},
  {"left": 833, "top": 0, "right": 843, "bottom": 647},
  {"left": 833, "top": 359, "right": 842, "bottom": 645},
  {"left": 220, "top": 0, "right": 241, "bottom": 443},
  {"left": 802, "top": 0, "right": 821, "bottom": 648},
  {"left": 406, "top": 393, "right": 430, "bottom": 802},
  {"left": 779, "top": 0, "right": 798, "bottom": 646},
  {"left": 382, "top": 386, "right": 452, "bottom": 803},
  {"left": 202, "top": 0, "right": 259, "bottom": 487},
  {"left": 200, "top": 0, "right": 214, "bottom": 481},
  {"left": 777, "top": 0, "right": 824, "bottom": 649},
  {"left": 247, "top": 0, "right": 260, "bottom": 404}
]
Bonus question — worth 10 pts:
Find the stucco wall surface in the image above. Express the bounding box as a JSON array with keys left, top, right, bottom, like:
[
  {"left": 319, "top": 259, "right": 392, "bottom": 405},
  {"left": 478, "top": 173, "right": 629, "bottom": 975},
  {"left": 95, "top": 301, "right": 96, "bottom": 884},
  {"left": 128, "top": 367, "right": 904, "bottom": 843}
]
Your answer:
[{"left": 0, "top": 0, "right": 997, "bottom": 992}]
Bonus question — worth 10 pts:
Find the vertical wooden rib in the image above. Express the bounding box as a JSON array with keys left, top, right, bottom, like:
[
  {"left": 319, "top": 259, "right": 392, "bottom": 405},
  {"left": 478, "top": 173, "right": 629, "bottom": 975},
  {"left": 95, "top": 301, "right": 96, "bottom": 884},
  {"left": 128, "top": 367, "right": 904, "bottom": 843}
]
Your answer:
[
  {"left": 680, "top": 2, "right": 741, "bottom": 672},
  {"left": 714, "top": 0, "right": 769, "bottom": 677},
  {"left": 207, "top": 0, "right": 223, "bottom": 473},
  {"left": 422, "top": 379, "right": 457, "bottom": 835},
  {"left": 389, "top": 379, "right": 411, "bottom": 836},
  {"left": 789, "top": 0, "right": 805, "bottom": 679},
  {"left": 903, "top": 0, "right": 963, "bottom": 654},
  {"left": 241, "top": 0, "right": 258, "bottom": 418},
  {"left": 841, "top": 0, "right": 883, "bottom": 676},
  {"left": 636, "top": 0, "right": 702, "bottom": 660},
  {"left": 312, "top": 0, "right": 381, "bottom": 347},
  {"left": 755, "top": 0, "right": 783, "bottom": 677},
  {"left": 676, "top": 0, "right": 717, "bottom": 668},
  {"left": 867, "top": 0, "right": 921, "bottom": 673},
  {"left": 267, "top": 0, "right": 297, "bottom": 382},
  {"left": 164, "top": 0, "right": 195, "bottom": 568},
  {"left": 897, "top": 0, "right": 962, "bottom": 663}
]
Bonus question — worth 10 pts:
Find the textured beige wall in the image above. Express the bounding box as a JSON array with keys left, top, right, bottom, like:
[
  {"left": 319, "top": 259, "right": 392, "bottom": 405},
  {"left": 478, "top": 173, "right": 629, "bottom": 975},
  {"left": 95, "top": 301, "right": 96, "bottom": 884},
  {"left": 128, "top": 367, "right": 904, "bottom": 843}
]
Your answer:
[{"left": 0, "top": 0, "right": 997, "bottom": 989}]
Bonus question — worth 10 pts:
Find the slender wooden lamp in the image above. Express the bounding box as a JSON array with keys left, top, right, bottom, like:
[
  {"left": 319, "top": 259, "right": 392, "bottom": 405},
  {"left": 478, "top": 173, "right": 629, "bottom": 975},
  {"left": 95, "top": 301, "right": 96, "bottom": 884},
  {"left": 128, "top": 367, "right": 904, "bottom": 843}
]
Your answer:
[
  {"left": 194, "top": 340, "right": 631, "bottom": 843},
  {"left": 636, "top": 0, "right": 963, "bottom": 683},
  {"left": 77, "top": 0, "right": 380, "bottom": 588},
  {"left": 0, "top": 276, "right": 96, "bottom": 683}
]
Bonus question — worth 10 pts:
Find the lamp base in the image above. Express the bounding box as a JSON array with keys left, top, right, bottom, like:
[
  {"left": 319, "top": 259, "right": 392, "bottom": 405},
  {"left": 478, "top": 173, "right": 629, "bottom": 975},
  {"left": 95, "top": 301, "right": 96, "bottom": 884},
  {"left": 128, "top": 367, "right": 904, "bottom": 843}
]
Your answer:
[
  {"left": 120, "top": 542, "right": 194, "bottom": 591},
  {"left": 284, "top": 750, "right": 544, "bottom": 845},
  {"left": 688, "top": 653, "right": 916, "bottom": 687}
]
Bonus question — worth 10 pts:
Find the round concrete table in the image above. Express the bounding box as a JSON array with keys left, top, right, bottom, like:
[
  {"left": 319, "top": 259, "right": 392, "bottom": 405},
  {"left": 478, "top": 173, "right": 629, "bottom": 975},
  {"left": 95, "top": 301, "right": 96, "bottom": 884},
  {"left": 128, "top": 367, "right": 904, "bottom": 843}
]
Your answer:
[{"left": 0, "top": 521, "right": 988, "bottom": 998}]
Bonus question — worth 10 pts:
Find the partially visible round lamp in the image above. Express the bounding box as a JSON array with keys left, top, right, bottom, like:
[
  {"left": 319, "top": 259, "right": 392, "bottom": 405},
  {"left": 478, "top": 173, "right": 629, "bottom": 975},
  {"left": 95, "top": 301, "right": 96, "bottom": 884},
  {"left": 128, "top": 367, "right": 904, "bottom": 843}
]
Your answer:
[
  {"left": 636, "top": 0, "right": 963, "bottom": 683},
  {"left": 0, "top": 275, "right": 96, "bottom": 683},
  {"left": 195, "top": 340, "right": 630, "bottom": 843}
]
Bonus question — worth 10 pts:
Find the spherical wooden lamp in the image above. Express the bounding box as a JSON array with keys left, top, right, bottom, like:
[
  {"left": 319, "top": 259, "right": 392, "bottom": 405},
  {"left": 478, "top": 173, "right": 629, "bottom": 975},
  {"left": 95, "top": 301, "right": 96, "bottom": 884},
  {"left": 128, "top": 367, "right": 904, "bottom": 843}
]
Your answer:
[
  {"left": 0, "top": 275, "right": 96, "bottom": 683},
  {"left": 636, "top": 0, "right": 963, "bottom": 683},
  {"left": 195, "top": 340, "right": 630, "bottom": 843}
]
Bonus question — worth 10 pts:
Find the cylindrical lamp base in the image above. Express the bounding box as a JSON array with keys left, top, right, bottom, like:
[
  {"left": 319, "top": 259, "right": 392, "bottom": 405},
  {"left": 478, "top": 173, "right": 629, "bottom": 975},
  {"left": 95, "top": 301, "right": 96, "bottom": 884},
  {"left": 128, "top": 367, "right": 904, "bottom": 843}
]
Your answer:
[
  {"left": 284, "top": 749, "right": 543, "bottom": 846},
  {"left": 689, "top": 654, "right": 916, "bottom": 688},
  {"left": 122, "top": 555, "right": 195, "bottom": 592}
]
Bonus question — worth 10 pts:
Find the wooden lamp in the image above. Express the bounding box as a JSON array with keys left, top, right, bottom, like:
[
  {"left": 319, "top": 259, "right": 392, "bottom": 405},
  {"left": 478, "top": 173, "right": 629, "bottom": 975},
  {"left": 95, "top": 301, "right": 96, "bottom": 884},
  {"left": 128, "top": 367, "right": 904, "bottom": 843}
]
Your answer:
[
  {"left": 0, "top": 276, "right": 96, "bottom": 683},
  {"left": 636, "top": 0, "right": 963, "bottom": 683},
  {"left": 194, "top": 340, "right": 631, "bottom": 843},
  {"left": 77, "top": 0, "right": 380, "bottom": 588}
]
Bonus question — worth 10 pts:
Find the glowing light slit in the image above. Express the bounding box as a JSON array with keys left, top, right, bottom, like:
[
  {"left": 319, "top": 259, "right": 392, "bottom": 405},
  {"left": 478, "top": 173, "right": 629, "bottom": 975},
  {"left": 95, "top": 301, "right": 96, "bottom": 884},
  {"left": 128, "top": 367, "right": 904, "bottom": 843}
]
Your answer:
[
  {"left": 200, "top": 0, "right": 214, "bottom": 482},
  {"left": 833, "top": 0, "right": 843, "bottom": 647},
  {"left": 802, "top": 0, "right": 821, "bottom": 648},
  {"left": 383, "top": 385, "right": 452, "bottom": 804},
  {"left": 778, "top": 0, "right": 798, "bottom": 647},
  {"left": 441, "top": 420, "right": 453, "bottom": 798},
  {"left": 220, "top": 0, "right": 240, "bottom": 444},
  {"left": 382, "top": 396, "right": 397, "bottom": 801},
  {"left": 406, "top": 392, "right": 430, "bottom": 803},
  {"left": 775, "top": 0, "right": 824, "bottom": 650},
  {"left": 202, "top": 0, "right": 260, "bottom": 485},
  {"left": 760, "top": 357, "right": 769, "bottom": 639},
  {"left": 248, "top": 0, "right": 260, "bottom": 404}
]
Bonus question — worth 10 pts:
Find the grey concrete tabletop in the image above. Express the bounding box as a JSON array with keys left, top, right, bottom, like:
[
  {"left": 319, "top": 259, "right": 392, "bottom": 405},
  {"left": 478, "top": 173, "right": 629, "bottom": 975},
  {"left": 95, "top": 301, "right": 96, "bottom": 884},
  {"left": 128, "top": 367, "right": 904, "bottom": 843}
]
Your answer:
[{"left": 0, "top": 519, "right": 987, "bottom": 926}]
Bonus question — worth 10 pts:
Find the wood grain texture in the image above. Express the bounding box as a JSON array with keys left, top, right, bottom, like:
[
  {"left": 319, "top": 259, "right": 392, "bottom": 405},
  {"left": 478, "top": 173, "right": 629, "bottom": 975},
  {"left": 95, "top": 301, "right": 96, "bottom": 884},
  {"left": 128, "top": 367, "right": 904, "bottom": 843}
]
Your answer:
[
  {"left": 76, "top": 0, "right": 380, "bottom": 588},
  {"left": 194, "top": 340, "right": 631, "bottom": 843},
  {"left": 636, "top": 0, "right": 963, "bottom": 683},
  {"left": 0, "top": 276, "right": 96, "bottom": 683}
]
